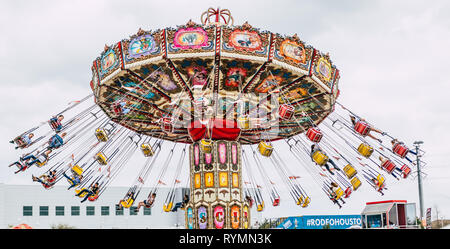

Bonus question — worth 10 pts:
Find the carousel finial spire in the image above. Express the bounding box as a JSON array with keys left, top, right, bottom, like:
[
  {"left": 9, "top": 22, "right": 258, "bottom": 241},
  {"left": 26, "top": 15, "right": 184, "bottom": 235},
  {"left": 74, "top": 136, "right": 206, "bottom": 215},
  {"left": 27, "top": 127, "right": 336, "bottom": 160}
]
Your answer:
[{"left": 201, "top": 7, "right": 234, "bottom": 26}]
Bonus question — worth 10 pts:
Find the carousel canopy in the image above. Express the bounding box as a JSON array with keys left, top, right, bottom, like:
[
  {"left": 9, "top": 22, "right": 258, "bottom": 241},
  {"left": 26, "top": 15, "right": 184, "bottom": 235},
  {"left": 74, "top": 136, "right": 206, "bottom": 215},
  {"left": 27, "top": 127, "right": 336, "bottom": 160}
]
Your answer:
[{"left": 90, "top": 8, "right": 340, "bottom": 144}]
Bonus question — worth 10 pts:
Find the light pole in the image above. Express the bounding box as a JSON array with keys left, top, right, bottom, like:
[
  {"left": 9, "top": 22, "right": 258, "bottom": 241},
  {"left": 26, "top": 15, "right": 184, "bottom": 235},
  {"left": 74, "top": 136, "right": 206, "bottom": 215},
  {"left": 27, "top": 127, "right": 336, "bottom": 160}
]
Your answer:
[{"left": 413, "top": 141, "right": 424, "bottom": 221}]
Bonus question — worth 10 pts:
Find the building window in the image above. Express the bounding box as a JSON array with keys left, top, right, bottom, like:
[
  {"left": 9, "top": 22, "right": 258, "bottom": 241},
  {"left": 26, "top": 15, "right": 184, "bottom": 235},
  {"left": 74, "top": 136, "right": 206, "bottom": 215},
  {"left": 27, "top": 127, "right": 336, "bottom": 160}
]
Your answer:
[
  {"left": 71, "top": 206, "right": 80, "bottom": 216},
  {"left": 55, "top": 206, "right": 65, "bottom": 216},
  {"left": 130, "top": 206, "right": 138, "bottom": 216},
  {"left": 39, "top": 206, "right": 49, "bottom": 216},
  {"left": 367, "top": 214, "right": 382, "bottom": 228},
  {"left": 23, "top": 206, "right": 33, "bottom": 216},
  {"left": 101, "top": 206, "right": 109, "bottom": 216},
  {"left": 144, "top": 207, "right": 151, "bottom": 216},
  {"left": 86, "top": 206, "right": 95, "bottom": 216},
  {"left": 115, "top": 204, "right": 124, "bottom": 216}
]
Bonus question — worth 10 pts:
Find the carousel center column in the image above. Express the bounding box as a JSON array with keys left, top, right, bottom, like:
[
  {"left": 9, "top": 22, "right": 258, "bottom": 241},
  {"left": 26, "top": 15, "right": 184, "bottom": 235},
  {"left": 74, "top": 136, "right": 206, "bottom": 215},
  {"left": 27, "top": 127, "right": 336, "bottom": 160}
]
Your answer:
[{"left": 185, "top": 140, "right": 250, "bottom": 229}]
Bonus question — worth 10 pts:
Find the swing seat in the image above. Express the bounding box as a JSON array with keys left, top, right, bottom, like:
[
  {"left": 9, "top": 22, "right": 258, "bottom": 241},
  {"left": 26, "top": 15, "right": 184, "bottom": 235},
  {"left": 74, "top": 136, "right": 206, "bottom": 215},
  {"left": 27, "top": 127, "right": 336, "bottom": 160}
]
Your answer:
[
  {"left": 312, "top": 150, "right": 328, "bottom": 166},
  {"left": 88, "top": 194, "right": 99, "bottom": 202},
  {"left": 354, "top": 121, "right": 371, "bottom": 136},
  {"left": 141, "top": 143, "right": 154, "bottom": 157},
  {"left": 161, "top": 117, "right": 173, "bottom": 133},
  {"left": 43, "top": 184, "right": 54, "bottom": 190},
  {"left": 237, "top": 116, "right": 250, "bottom": 129},
  {"left": 200, "top": 139, "right": 213, "bottom": 154},
  {"left": 257, "top": 201, "right": 264, "bottom": 212},
  {"left": 272, "top": 198, "right": 280, "bottom": 206},
  {"left": 306, "top": 127, "right": 323, "bottom": 143},
  {"left": 36, "top": 160, "right": 48, "bottom": 168},
  {"left": 296, "top": 196, "right": 304, "bottom": 206},
  {"left": 376, "top": 174, "right": 385, "bottom": 187},
  {"left": 279, "top": 104, "right": 295, "bottom": 120},
  {"left": 96, "top": 152, "right": 108, "bottom": 165},
  {"left": 75, "top": 188, "right": 87, "bottom": 197},
  {"left": 334, "top": 187, "right": 344, "bottom": 200},
  {"left": 95, "top": 128, "right": 108, "bottom": 142},
  {"left": 350, "top": 176, "right": 361, "bottom": 191},
  {"left": 301, "top": 197, "right": 310, "bottom": 208},
  {"left": 67, "top": 177, "right": 78, "bottom": 186},
  {"left": 163, "top": 202, "right": 173, "bottom": 212},
  {"left": 120, "top": 198, "right": 135, "bottom": 209},
  {"left": 357, "top": 143, "right": 373, "bottom": 158},
  {"left": 393, "top": 143, "right": 409, "bottom": 158},
  {"left": 112, "top": 102, "right": 123, "bottom": 115},
  {"left": 344, "top": 187, "right": 352, "bottom": 198},
  {"left": 49, "top": 119, "right": 62, "bottom": 131},
  {"left": 401, "top": 164, "right": 411, "bottom": 179},
  {"left": 343, "top": 164, "right": 357, "bottom": 179},
  {"left": 72, "top": 165, "right": 83, "bottom": 176},
  {"left": 13, "top": 137, "right": 28, "bottom": 149},
  {"left": 258, "top": 141, "right": 273, "bottom": 157},
  {"left": 381, "top": 160, "right": 396, "bottom": 174}
]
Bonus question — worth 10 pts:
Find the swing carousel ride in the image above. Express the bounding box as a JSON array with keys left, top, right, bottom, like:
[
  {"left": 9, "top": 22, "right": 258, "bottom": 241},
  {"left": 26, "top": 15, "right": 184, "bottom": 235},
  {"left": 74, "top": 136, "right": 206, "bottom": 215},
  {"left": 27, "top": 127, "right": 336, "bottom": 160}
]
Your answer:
[{"left": 8, "top": 8, "right": 422, "bottom": 229}]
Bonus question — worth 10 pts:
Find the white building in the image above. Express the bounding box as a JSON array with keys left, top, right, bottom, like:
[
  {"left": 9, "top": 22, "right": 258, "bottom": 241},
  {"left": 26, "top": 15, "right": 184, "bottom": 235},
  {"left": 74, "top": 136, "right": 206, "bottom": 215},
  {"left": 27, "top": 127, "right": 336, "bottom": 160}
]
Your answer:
[{"left": 0, "top": 183, "right": 263, "bottom": 229}]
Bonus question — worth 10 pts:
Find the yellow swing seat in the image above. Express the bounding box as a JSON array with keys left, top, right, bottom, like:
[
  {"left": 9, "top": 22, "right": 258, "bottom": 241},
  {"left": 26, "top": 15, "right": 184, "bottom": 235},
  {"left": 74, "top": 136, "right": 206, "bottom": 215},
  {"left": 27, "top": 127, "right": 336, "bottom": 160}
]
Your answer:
[
  {"left": 36, "top": 160, "right": 48, "bottom": 168},
  {"left": 200, "top": 139, "right": 212, "bottom": 154},
  {"left": 96, "top": 152, "right": 108, "bottom": 165},
  {"left": 376, "top": 174, "right": 385, "bottom": 187},
  {"left": 350, "top": 176, "right": 362, "bottom": 191},
  {"left": 257, "top": 201, "right": 265, "bottom": 212},
  {"left": 312, "top": 150, "right": 329, "bottom": 166},
  {"left": 343, "top": 164, "right": 357, "bottom": 179},
  {"left": 302, "top": 197, "right": 310, "bottom": 208},
  {"left": 75, "top": 188, "right": 88, "bottom": 198},
  {"left": 67, "top": 177, "right": 76, "bottom": 186},
  {"left": 258, "top": 142, "right": 273, "bottom": 157},
  {"left": 95, "top": 128, "right": 108, "bottom": 142},
  {"left": 163, "top": 202, "right": 173, "bottom": 212},
  {"left": 141, "top": 143, "right": 154, "bottom": 157},
  {"left": 72, "top": 165, "right": 83, "bottom": 176},
  {"left": 357, "top": 143, "right": 373, "bottom": 158},
  {"left": 237, "top": 116, "right": 250, "bottom": 129},
  {"left": 120, "top": 197, "right": 135, "bottom": 209},
  {"left": 296, "top": 196, "right": 304, "bottom": 206},
  {"left": 334, "top": 187, "right": 344, "bottom": 200}
]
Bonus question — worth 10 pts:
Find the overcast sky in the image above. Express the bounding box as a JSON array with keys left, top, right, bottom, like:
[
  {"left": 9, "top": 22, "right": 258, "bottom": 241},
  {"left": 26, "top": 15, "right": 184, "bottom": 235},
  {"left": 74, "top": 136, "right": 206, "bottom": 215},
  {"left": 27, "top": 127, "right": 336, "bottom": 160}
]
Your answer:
[{"left": 1, "top": 0, "right": 450, "bottom": 221}]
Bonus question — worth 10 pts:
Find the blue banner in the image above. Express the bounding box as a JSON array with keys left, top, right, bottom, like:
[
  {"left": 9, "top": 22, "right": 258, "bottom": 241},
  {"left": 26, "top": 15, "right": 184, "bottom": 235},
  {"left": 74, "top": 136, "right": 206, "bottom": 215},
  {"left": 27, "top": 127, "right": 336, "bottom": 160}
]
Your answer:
[{"left": 277, "top": 215, "right": 362, "bottom": 229}]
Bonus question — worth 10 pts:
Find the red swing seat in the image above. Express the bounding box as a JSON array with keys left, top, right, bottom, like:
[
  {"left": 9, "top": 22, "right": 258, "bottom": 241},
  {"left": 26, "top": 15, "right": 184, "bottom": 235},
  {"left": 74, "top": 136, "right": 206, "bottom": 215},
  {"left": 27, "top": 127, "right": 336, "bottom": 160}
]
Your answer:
[
  {"left": 272, "top": 198, "right": 280, "bottom": 206},
  {"left": 393, "top": 143, "right": 409, "bottom": 158},
  {"left": 306, "top": 127, "right": 323, "bottom": 143},
  {"left": 112, "top": 102, "right": 123, "bottom": 115},
  {"left": 344, "top": 187, "right": 352, "bottom": 198},
  {"left": 279, "top": 104, "right": 295, "bottom": 120},
  {"left": 161, "top": 117, "right": 173, "bottom": 133},
  {"left": 381, "top": 160, "right": 396, "bottom": 174},
  {"left": 400, "top": 164, "right": 411, "bottom": 178},
  {"left": 49, "top": 119, "right": 62, "bottom": 131},
  {"left": 354, "top": 121, "right": 371, "bottom": 136},
  {"left": 88, "top": 194, "right": 99, "bottom": 202}
]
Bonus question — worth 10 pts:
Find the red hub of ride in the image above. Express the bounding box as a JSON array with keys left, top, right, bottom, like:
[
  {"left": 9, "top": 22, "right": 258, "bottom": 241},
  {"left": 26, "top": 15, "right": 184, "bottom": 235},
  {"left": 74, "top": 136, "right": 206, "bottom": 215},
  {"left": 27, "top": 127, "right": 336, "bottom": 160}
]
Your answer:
[{"left": 188, "top": 118, "right": 241, "bottom": 142}]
